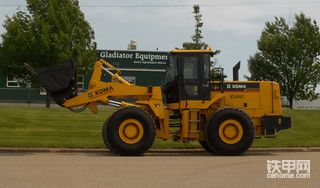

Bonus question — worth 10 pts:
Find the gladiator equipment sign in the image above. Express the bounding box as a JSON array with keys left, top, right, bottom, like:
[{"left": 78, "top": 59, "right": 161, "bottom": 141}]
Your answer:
[
  {"left": 98, "top": 50, "right": 167, "bottom": 67},
  {"left": 267, "top": 160, "right": 310, "bottom": 178}
]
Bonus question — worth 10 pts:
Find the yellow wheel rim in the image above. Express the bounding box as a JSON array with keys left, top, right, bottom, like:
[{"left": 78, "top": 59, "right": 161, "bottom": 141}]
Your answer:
[
  {"left": 219, "top": 119, "right": 243, "bottom": 144},
  {"left": 119, "top": 119, "right": 144, "bottom": 144}
]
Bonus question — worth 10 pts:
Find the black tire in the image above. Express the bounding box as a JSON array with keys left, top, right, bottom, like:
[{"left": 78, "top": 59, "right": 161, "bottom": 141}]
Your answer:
[
  {"left": 205, "top": 106, "right": 255, "bottom": 156},
  {"left": 102, "top": 106, "right": 156, "bottom": 156},
  {"left": 199, "top": 140, "right": 216, "bottom": 154}
]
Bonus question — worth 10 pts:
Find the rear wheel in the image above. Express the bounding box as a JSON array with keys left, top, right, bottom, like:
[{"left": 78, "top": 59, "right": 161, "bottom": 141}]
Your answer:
[
  {"left": 205, "top": 107, "right": 255, "bottom": 156},
  {"left": 102, "top": 106, "right": 156, "bottom": 156}
]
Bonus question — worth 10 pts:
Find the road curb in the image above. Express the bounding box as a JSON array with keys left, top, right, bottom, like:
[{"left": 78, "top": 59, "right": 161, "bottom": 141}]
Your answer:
[
  {"left": 0, "top": 147, "right": 110, "bottom": 153},
  {"left": 0, "top": 147, "right": 319, "bottom": 153}
]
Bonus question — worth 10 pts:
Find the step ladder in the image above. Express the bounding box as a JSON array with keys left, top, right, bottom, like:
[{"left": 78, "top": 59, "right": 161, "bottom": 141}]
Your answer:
[{"left": 188, "top": 109, "right": 200, "bottom": 140}]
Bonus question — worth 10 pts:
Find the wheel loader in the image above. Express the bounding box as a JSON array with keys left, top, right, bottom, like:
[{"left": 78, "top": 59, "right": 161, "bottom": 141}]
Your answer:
[{"left": 25, "top": 47, "right": 291, "bottom": 156}]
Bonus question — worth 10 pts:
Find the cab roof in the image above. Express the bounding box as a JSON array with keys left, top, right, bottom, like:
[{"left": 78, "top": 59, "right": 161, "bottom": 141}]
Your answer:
[{"left": 170, "top": 47, "right": 214, "bottom": 57}]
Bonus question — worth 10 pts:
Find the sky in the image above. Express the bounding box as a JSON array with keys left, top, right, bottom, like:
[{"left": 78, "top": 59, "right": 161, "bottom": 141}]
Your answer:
[{"left": 1, "top": 0, "right": 320, "bottom": 92}]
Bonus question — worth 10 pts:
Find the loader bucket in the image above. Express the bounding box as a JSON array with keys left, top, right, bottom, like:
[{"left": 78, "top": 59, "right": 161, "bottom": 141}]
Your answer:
[{"left": 25, "top": 57, "right": 79, "bottom": 106}]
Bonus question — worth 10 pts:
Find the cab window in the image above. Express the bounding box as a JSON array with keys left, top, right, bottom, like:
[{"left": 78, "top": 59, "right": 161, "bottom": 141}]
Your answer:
[
  {"left": 183, "top": 57, "right": 198, "bottom": 79},
  {"left": 165, "top": 54, "right": 178, "bottom": 84}
]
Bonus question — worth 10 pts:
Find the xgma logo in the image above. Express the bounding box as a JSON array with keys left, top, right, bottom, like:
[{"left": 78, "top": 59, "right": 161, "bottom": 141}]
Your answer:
[
  {"left": 88, "top": 92, "right": 94, "bottom": 98},
  {"left": 88, "top": 86, "right": 115, "bottom": 100}
]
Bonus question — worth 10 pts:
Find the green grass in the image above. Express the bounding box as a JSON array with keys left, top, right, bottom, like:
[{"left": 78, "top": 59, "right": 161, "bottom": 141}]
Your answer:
[
  {"left": 0, "top": 107, "right": 114, "bottom": 148},
  {"left": 252, "top": 109, "right": 320, "bottom": 147},
  {"left": 0, "top": 106, "right": 198, "bottom": 148},
  {"left": 0, "top": 107, "right": 319, "bottom": 148}
]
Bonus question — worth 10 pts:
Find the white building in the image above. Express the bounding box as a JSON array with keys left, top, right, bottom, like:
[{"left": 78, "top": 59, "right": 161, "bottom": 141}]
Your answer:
[{"left": 293, "top": 96, "right": 320, "bottom": 110}]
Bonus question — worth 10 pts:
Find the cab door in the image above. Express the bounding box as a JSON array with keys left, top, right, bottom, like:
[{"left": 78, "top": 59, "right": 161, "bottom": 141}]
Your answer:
[
  {"left": 182, "top": 55, "right": 199, "bottom": 99},
  {"left": 181, "top": 54, "right": 211, "bottom": 101}
]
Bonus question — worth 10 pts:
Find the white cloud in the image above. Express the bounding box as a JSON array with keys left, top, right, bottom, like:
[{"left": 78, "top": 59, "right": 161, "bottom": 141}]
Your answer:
[
  {"left": 1, "top": 0, "right": 320, "bottom": 91},
  {"left": 79, "top": 0, "right": 320, "bottom": 38}
]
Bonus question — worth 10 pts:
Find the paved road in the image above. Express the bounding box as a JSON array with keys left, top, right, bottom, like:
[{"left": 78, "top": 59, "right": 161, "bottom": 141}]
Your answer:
[{"left": 0, "top": 151, "right": 319, "bottom": 188}]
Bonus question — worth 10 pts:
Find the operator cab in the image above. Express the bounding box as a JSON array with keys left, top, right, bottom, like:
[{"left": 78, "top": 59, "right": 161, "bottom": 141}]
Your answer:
[{"left": 163, "top": 48, "right": 214, "bottom": 104}]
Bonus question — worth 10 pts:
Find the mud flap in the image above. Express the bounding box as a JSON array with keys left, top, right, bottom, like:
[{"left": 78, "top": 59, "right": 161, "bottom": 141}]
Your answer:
[{"left": 25, "top": 57, "right": 79, "bottom": 106}]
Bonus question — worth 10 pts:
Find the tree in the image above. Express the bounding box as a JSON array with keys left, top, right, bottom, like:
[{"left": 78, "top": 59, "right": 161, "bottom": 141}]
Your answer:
[
  {"left": 182, "top": 5, "right": 207, "bottom": 50},
  {"left": 0, "top": 0, "right": 97, "bottom": 107},
  {"left": 179, "top": 5, "right": 220, "bottom": 68},
  {"left": 246, "top": 13, "right": 320, "bottom": 109},
  {"left": 245, "top": 52, "right": 277, "bottom": 81}
]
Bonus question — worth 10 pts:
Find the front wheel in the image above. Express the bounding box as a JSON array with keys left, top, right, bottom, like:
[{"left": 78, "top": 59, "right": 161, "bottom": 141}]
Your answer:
[
  {"left": 199, "top": 140, "right": 216, "bottom": 154},
  {"left": 205, "top": 107, "right": 255, "bottom": 156},
  {"left": 102, "top": 106, "right": 156, "bottom": 156}
]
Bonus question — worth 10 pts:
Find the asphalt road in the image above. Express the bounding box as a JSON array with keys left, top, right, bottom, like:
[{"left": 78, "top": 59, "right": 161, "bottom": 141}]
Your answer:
[{"left": 0, "top": 151, "right": 319, "bottom": 188}]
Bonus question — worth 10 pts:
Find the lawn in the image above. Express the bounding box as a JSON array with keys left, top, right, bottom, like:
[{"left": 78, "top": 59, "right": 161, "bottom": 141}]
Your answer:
[
  {"left": 0, "top": 106, "right": 319, "bottom": 148},
  {"left": 0, "top": 107, "right": 112, "bottom": 148},
  {"left": 0, "top": 106, "right": 199, "bottom": 148},
  {"left": 251, "top": 109, "right": 320, "bottom": 147}
]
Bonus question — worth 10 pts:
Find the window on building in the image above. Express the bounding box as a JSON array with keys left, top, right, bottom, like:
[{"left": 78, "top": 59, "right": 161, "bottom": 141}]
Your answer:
[
  {"left": 77, "top": 75, "right": 84, "bottom": 89},
  {"left": 7, "top": 76, "right": 31, "bottom": 88},
  {"left": 122, "top": 76, "right": 136, "bottom": 85},
  {"left": 40, "top": 87, "right": 47, "bottom": 95},
  {"left": 7, "top": 76, "right": 20, "bottom": 87},
  {"left": 110, "top": 62, "right": 119, "bottom": 68}
]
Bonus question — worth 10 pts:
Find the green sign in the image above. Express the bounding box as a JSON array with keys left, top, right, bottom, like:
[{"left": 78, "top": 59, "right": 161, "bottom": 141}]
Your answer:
[{"left": 96, "top": 50, "right": 168, "bottom": 70}]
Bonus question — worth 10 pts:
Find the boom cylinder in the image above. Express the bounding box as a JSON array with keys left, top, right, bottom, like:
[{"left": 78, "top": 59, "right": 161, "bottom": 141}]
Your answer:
[{"left": 108, "top": 100, "right": 122, "bottom": 108}]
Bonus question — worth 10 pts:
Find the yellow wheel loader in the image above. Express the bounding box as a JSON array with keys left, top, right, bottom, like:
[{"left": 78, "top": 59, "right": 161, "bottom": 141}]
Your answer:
[{"left": 25, "top": 47, "right": 291, "bottom": 156}]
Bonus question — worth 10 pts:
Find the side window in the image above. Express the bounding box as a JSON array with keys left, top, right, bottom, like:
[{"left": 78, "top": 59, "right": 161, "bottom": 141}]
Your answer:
[
  {"left": 204, "top": 54, "right": 210, "bottom": 80},
  {"left": 165, "top": 55, "right": 177, "bottom": 83},
  {"left": 184, "top": 57, "right": 198, "bottom": 79}
]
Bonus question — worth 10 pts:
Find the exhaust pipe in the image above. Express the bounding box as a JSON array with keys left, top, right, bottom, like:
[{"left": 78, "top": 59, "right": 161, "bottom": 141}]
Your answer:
[{"left": 233, "top": 61, "right": 241, "bottom": 81}]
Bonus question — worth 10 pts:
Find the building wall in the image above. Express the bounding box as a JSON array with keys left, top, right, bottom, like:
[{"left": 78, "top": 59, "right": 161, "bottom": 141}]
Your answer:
[
  {"left": 96, "top": 49, "right": 167, "bottom": 87},
  {"left": 293, "top": 98, "right": 320, "bottom": 110},
  {"left": 0, "top": 75, "right": 5, "bottom": 88},
  {"left": 0, "top": 50, "right": 168, "bottom": 102},
  {"left": 0, "top": 74, "right": 47, "bottom": 102}
]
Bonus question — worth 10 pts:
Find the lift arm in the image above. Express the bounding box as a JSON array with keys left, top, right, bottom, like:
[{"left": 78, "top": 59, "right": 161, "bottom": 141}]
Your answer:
[
  {"left": 64, "top": 59, "right": 164, "bottom": 114},
  {"left": 26, "top": 58, "right": 164, "bottom": 115}
]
